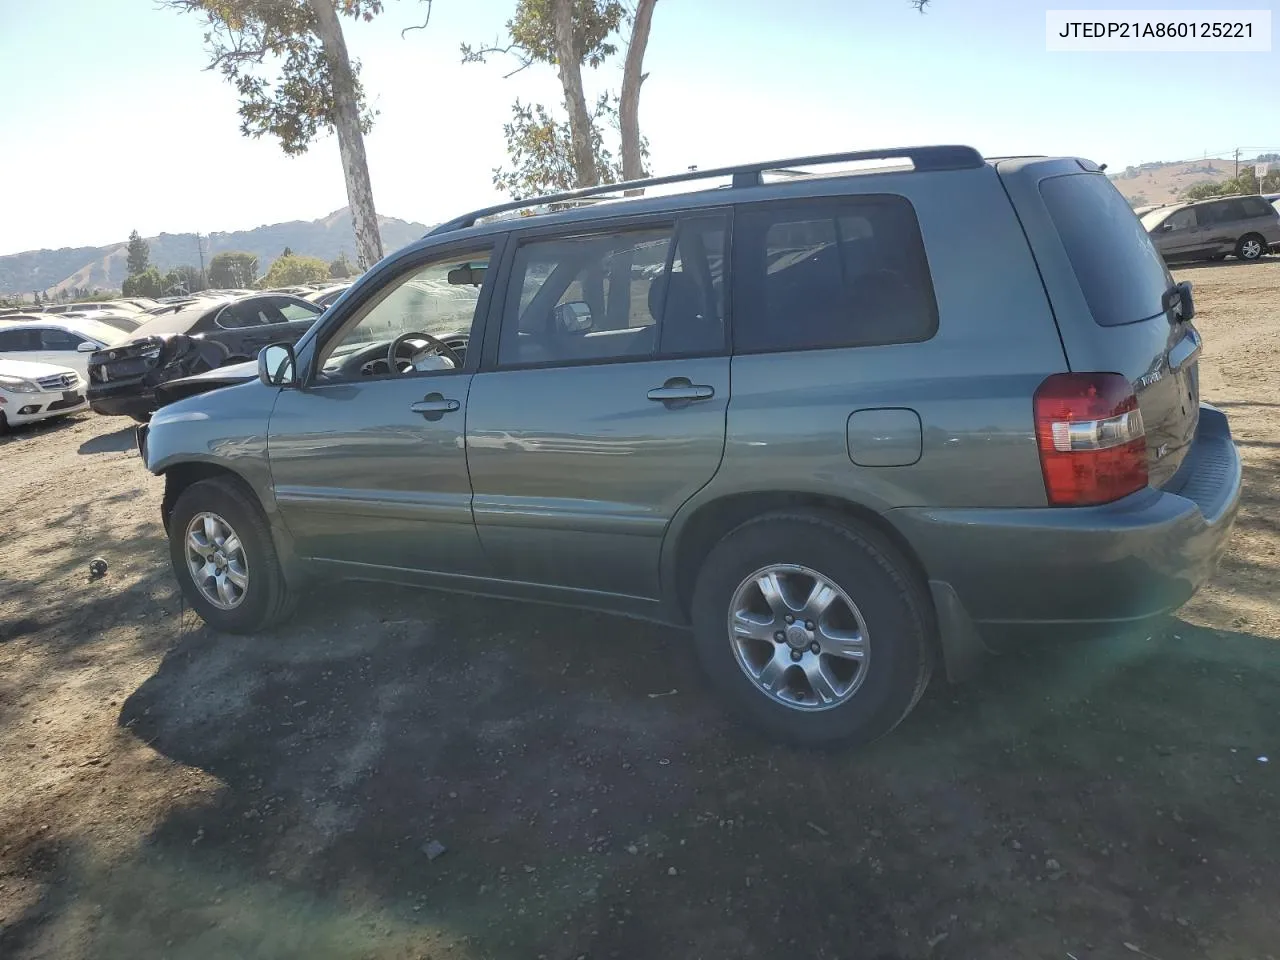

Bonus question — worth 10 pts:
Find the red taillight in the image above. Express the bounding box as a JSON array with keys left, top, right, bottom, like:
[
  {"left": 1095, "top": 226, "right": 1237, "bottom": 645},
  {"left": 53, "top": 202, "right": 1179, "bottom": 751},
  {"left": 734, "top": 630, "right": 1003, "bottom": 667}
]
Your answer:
[{"left": 1033, "top": 373, "right": 1148, "bottom": 506}]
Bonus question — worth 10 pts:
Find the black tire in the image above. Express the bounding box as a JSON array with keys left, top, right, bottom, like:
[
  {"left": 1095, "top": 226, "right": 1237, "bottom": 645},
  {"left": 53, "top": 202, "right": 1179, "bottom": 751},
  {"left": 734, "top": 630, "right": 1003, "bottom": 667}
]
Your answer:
[
  {"left": 0, "top": 411, "right": 8, "bottom": 434},
  {"left": 690, "top": 512, "right": 934, "bottom": 746},
  {"left": 168, "top": 476, "right": 295, "bottom": 633},
  {"left": 1235, "top": 233, "right": 1267, "bottom": 261}
]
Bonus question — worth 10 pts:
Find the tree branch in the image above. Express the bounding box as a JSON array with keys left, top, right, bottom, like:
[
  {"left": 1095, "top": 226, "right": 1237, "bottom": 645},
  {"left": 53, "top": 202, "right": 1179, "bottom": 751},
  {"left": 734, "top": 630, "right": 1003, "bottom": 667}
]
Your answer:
[{"left": 400, "top": 0, "right": 433, "bottom": 38}]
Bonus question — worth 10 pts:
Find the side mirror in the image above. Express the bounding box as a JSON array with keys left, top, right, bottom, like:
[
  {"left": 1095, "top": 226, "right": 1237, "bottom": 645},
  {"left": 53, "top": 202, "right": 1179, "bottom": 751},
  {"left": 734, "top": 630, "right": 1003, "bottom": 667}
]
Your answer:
[
  {"left": 77, "top": 341, "right": 97, "bottom": 352},
  {"left": 1176, "top": 280, "right": 1195, "bottom": 321},
  {"left": 554, "top": 301, "right": 593, "bottom": 334},
  {"left": 1159, "top": 221, "right": 1176, "bottom": 232},
  {"left": 258, "top": 342, "right": 297, "bottom": 387}
]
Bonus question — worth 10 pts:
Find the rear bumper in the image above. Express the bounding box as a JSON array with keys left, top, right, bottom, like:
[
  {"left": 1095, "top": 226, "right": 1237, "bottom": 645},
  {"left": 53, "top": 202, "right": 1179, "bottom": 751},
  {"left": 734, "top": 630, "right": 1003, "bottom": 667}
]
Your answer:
[
  {"left": 88, "top": 378, "right": 156, "bottom": 418},
  {"left": 891, "top": 404, "right": 1241, "bottom": 633}
]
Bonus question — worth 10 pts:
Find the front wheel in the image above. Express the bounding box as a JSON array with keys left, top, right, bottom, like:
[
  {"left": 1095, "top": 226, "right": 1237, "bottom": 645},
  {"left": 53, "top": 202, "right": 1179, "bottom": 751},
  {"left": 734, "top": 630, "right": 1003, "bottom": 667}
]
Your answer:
[
  {"left": 168, "top": 476, "right": 294, "bottom": 632},
  {"left": 1236, "top": 234, "right": 1267, "bottom": 261},
  {"left": 691, "top": 512, "right": 933, "bottom": 745}
]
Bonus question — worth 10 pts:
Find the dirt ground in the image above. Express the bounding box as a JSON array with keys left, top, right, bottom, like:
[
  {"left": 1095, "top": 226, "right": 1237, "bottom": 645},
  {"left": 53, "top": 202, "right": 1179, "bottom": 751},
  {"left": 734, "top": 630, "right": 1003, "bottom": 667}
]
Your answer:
[{"left": 2, "top": 259, "right": 1278, "bottom": 960}]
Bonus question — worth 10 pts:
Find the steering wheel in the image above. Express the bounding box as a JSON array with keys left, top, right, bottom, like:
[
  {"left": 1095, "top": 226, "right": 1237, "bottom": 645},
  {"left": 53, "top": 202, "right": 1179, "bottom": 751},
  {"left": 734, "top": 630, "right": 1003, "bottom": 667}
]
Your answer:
[{"left": 388, "top": 332, "right": 463, "bottom": 373}]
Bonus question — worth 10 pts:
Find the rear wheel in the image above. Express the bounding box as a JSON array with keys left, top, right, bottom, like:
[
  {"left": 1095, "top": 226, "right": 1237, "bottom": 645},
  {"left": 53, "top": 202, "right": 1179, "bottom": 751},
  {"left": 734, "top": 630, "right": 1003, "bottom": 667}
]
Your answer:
[
  {"left": 1236, "top": 234, "right": 1267, "bottom": 261},
  {"left": 168, "top": 476, "right": 294, "bottom": 633},
  {"left": 691, "top": 512, "right": 933, "bottom": 745}
]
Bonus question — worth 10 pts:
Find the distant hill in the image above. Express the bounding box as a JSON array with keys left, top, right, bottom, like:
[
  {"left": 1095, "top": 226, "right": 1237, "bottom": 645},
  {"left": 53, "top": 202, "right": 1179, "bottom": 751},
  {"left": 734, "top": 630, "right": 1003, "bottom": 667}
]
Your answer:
[
  {"left": 0, "top": 209, "right": 433, "bottom": 296},
  {"left": 1109, "top": 158, "right": 1243, "bottom": 207}
]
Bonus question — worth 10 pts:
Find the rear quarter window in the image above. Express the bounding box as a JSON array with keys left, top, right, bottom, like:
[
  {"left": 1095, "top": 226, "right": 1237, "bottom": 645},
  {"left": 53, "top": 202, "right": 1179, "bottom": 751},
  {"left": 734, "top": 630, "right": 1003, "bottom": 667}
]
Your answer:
[
  {"left": 1040, "top": 173, "right": 1171, "bottom": 327},
  {"left": 732, "top": 196, "right": 938, "bottom": 353}
]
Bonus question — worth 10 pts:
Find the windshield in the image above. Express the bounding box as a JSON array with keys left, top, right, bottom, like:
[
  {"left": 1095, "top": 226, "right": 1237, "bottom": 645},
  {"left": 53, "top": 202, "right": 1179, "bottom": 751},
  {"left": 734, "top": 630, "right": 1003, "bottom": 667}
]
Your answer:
[
  {"left": 74, "top": 319, "right": 129, "bottom": 345},
  {"left": 1140, "top": 207, "right": 1178, "bottom": 229}
]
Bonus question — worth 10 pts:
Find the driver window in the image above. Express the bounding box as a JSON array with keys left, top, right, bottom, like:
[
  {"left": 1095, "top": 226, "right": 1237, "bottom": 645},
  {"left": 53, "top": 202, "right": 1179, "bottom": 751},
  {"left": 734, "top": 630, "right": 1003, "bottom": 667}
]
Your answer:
[
  {"left": 1166, "top": 208, "right": 1197, "bottom": 231},
  {"left": 319, "top": 250, "right": 491, "bottom": 381}
]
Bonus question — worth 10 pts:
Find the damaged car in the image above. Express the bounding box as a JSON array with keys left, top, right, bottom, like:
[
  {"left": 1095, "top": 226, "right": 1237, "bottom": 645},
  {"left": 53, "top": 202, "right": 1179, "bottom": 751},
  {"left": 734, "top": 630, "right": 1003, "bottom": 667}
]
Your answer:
[{"left": 87, "top": 293, "right": 323, "bottom": 421}]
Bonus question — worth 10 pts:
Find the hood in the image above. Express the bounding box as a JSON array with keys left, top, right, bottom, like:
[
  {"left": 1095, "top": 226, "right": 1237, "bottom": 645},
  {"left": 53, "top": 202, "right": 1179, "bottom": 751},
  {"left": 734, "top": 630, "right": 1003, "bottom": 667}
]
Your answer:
[
  {"left": 154, "top": 360, "right": 258, "bottom": 407},
  {"left": 0, "top": 356, "right": 80, "bottom": 380},
  {"left": 175, "top": 359, "right": 258, "bottom": 384}
]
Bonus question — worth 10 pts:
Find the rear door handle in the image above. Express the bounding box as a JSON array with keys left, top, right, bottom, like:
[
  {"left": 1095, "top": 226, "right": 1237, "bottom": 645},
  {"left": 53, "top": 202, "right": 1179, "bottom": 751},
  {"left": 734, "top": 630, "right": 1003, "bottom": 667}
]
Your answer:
[
  {"left": 409, "top": 393, "right": 460, "bottom": 418},
  {"left": 647, "top": 380, "right": 715, "bottom": 403}
]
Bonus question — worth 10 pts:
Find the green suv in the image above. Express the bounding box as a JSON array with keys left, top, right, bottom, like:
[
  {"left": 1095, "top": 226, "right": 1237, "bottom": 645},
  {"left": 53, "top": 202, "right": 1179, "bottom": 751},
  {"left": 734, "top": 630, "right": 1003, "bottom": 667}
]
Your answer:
[{"left": 138, "top": 146, "right": 1242, "bottom": 744}]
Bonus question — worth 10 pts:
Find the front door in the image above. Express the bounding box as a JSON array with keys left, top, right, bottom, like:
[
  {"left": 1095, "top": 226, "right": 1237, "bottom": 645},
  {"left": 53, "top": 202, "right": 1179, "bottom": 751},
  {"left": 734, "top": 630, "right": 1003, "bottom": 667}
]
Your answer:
[
  {"left": 26, "top": 326, "right": 92, "bottom": 379},
  {"left": 1156, "top": 206, "right": 1205, "bottom": 261},
  {"left": 466, "top": 214, "right": 731, "bottom": 600},
  {"left": 266, "top": 243, "right": 500, "bottom": 576}
]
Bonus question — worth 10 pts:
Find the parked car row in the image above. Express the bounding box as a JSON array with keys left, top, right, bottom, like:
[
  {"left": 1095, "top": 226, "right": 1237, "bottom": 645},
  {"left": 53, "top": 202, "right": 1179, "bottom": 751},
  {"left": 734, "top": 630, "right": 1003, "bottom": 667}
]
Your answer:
[{"left": 0, "top": 288, "right": 335, "bottom": 431}]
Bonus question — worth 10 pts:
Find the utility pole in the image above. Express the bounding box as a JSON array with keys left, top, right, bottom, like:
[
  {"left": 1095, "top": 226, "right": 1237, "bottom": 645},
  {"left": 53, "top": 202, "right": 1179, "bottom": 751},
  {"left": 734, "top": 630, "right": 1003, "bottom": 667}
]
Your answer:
[
  {"left": 1233, "top": 147, "right": 1240, "bottom": 179},
  {"left": 196, "top": 232, "right": 206, "bottom": 290}
]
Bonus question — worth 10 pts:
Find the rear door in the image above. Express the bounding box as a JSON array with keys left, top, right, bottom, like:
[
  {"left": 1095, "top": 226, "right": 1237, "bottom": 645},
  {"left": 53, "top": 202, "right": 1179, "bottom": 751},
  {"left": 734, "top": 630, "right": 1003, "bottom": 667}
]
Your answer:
[
  {"left": 1003, "top": 163, "right": 1199, "bottom": 488},
  {"left": 464, "top": 212, "right": 731, "bottom": 600},
  {"left": 211, "top": 298, "right": 321, "bottom": 359},
  {"left": 1197, "top": 199, "right": 1247, "bottom": 256}
]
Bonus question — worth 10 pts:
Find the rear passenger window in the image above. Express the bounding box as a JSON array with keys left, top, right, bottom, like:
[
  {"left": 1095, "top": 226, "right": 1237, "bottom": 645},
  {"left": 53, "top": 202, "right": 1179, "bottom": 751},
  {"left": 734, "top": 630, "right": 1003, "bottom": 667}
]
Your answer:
[
  {"left": 1202, "top": 200, "right": 1245, "bottom": 224},
  {"left": 1240, "top": 197, "right": 1274, "bottom": 218},
  {"left": 733, "top": 197, "right": 938, "bottom": 354},
  {"left": 0, "top": 328, "right": 41, "bottom": 351},
  {"left": 499, "top": 216, "right": 728, "bottom": 367}
]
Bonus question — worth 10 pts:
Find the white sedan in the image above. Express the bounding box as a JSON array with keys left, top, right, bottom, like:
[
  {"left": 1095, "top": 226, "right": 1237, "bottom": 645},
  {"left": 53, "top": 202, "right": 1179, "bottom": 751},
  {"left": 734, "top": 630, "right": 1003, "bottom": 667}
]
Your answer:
[
  {"left": 0, "top": 357, "right": 88, "bottom": 432},
  {"left": 0, "top": 317, "right": 128, "bottom": 380}
]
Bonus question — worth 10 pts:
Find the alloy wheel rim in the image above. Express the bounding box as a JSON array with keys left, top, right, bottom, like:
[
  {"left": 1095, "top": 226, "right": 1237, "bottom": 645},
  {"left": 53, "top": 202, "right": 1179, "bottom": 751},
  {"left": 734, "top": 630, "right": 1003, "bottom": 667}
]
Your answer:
[
  {"left": 726, "top": 563, "right": 870, "bottom": 711},
  {"left": 1243, "top": 239, "right": 1262, "bottom": 259},
  {"left": 185, "top": 511, "right": 249, "bottom": 610}
]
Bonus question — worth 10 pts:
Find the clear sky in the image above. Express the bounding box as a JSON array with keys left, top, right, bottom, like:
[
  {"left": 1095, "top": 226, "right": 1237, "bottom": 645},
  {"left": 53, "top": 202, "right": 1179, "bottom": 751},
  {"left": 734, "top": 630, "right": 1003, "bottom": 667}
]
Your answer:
[{"left": 0, "top": 0, "right": 1276, "bottom": 255}]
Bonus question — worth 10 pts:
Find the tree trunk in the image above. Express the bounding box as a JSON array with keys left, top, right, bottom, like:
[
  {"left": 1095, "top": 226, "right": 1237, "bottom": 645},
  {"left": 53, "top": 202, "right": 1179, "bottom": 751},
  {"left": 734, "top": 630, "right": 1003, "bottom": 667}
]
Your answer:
[
  {"left": 620, "top": 0, "right": 656, "bottom": 183},
  {"left": 308, "top": 0, "right": 383, "bottom": 270},
  {"left": 550, "top": 0, "right": 598, "bottom": 188}
]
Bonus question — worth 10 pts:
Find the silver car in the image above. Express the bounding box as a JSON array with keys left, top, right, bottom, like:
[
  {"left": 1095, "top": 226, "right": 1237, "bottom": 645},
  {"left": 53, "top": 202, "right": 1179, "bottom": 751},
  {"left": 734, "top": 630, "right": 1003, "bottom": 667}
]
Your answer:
[
  {"left": 137, "top": 146, "right": 1242, "bottom": 745},
  {"left": 1142, "top": 195, "right": 1280, "bottom": 262}
]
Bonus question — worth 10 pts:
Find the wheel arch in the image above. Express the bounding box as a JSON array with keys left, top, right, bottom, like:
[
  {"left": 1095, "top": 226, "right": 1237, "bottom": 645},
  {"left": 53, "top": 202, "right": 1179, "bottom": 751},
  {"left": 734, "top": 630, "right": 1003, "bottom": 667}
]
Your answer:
[
  {"left": 665, "top": 491, "right": 932, "bottom": 623},
  {"left": 161, "top": 462, "right": 249, "bottom": 532},
  {"left": 664, "top": 490, "right": 989, "bottom": 682}
]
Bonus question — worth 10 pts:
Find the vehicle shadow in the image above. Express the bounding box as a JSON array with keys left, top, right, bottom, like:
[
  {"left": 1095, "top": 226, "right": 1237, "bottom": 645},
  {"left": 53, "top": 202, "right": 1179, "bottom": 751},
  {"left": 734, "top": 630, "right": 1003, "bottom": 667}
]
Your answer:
[
  {"left": 77, "top": 425, "right": 137, "bottom": 455},
  {"left": 6, "top": 586, "right": 1274, "bottom": 959},
  {"left": 0, "top": 413, "right": 89, "bottom": 445}
]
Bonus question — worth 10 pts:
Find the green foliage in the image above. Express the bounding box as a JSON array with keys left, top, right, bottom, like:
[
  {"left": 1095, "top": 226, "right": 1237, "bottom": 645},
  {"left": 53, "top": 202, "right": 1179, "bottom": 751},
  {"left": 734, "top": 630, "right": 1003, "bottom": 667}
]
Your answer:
[
  {"left": 493, "top": 97, "right": 630, "bottom": 198},
  {"left": 329, "top": 252, "right": 355, "bottom": 278},
  {"left": 463, "top": 0, "right": 625, "bottom": 71},
  {"left": 264, "top": 253, "right": 330, "bottom": 287},
  {"left": 168, "top": 265, "right": 207, "bottom": 293},
  {"left": 165, "top": 0, "right": 383, "bottom": 155},
  {"left": 1185, "top": 182, "right": 1224, "bottom": 200},
  {"left": 465, "top": 2, "right": 656, "bottom": 199},
  {"left": 126, "top": 230, "right": 150, "bottom": 276},
  {"left": 281, "top": 246, "right": 294, "bottom": 258},
  {"left": 123, "top": 266, "right": 165, "bottom": 299},
  {"left": 1184, "top": 166, "right": 1280, "bottom": 201},
  {"left": 209, "top": 251, "right": 260, "bottom": 288}
]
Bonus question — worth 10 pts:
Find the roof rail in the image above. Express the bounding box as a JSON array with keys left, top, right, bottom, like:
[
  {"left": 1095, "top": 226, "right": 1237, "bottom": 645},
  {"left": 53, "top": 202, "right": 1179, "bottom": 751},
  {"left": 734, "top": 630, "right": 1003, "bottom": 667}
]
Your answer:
[{"left": 426, "top": 144, "right": 984, "bottom": 236}]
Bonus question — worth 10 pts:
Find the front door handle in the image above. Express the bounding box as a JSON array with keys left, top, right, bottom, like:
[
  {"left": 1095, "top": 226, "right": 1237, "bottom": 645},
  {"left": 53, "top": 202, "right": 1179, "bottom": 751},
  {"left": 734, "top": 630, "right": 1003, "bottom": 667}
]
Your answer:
[
  {"left": 647, "top": 378, "right": 715, "bottom": 403},
  {"left": 409, "top": 392, "right": 460, "bottom": 420}
]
